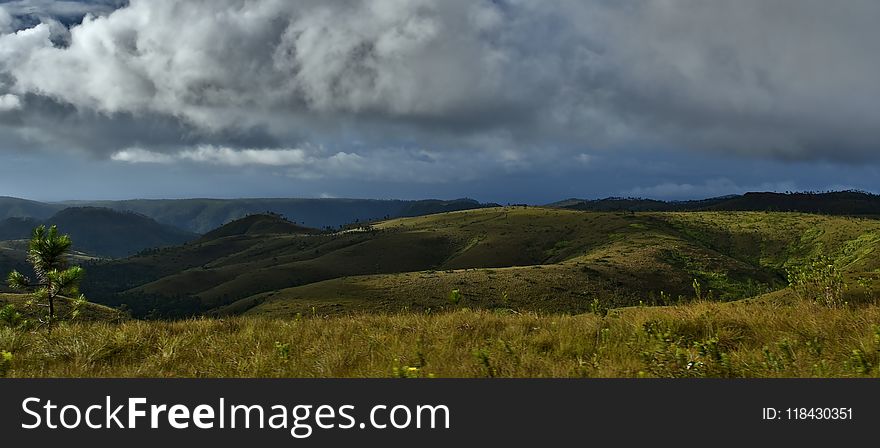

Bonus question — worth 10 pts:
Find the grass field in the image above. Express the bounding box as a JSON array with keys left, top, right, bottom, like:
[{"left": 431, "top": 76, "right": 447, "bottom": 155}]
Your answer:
[
  {"left": 2, "top": 208, "right": 879, "bottom": 378},
  {"left": 3, "top": 294, "right": 880, "bottom": 378}
]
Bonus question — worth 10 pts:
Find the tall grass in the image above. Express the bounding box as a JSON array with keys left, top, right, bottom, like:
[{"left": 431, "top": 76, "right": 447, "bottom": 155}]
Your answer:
[{"left": 2, "top": 299, "right": 880, "bottom": 378}]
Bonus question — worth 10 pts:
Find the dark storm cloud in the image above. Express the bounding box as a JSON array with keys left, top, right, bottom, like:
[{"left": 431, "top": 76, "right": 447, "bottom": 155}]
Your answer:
[{"left": 0, "top": 0, "right": 878, "bottom": 184}]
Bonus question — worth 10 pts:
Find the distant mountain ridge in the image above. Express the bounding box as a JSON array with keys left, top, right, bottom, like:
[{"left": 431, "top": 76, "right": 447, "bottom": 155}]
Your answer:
[
  {"left": 551, "top": 191, "right": 880, "bottom": 215},
  {"left": 0, "top": 197, "right": 64, "bottom": 220},
  {"left": 58, "top": 197, "right": 497, "bottom": 233},
  {"left": 0, "top": 207, "right": 196, "bottom": 258}
]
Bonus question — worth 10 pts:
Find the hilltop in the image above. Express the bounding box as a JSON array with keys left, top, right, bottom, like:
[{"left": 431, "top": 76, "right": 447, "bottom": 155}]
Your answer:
[
  {"left": 78, "top": 207, "right": 880, "bottom": 319},
  {"left": 198, "top": 213, "right": 320, "bottom": 241}
]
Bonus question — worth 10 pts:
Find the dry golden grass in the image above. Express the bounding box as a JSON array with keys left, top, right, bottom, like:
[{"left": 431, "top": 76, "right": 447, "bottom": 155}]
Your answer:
[{"left": 3, "top": 297, "right": 880, "bottom": 378}]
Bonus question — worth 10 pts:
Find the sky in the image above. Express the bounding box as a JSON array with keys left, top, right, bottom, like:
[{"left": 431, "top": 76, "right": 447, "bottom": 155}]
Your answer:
[{"left": 0, "top": 0, "right": 878, "bottom": 204}]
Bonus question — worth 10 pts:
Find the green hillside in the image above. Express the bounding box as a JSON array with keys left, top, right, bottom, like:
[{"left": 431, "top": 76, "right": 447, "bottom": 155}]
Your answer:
[
  {"left": 80, "top": 207, "right": 880, "bottom": 319},
  {"left": 236, "top": 209, "right": 880, "bottom": 317}
]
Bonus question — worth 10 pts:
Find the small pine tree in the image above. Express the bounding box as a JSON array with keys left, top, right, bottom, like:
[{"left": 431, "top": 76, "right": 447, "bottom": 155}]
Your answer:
[{"left": 6, "top": 225, "right": 87, "bottom": 332}]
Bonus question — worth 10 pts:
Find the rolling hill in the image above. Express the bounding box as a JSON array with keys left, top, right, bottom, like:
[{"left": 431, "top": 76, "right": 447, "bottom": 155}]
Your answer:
[{"left": 79, "top": 207, "right": 880, "bottom": 319}]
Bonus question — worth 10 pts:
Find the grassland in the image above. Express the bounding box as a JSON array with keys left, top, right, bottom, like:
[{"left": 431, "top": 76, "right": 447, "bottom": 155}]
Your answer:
[
  {"left": 3, "top": 207, "right": 879, "bottom": 378},
  {"left": 3, "top": 294, "right": 880, "bottom": 378},
  {"left": 74, "top": 207, "right": 880, "bottom": 319},
  {"left": 225, "top": 209, "right": 880, "bottom": 317}
]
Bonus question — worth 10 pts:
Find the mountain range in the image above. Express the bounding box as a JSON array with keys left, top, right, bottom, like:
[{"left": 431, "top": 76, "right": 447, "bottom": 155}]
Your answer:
[
  {"left": 550, "top": 190, "right": 880, "bottom": 214},
  {"left": 0, "top": 196, "right": 497, "bottom": 257}
]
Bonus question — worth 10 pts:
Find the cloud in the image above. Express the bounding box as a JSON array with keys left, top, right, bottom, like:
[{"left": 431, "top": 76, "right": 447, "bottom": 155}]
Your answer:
[
  {"left": 113, "top": 146, "right": 308, "bottom": 167},
  {"left": 0, "top": 93, "right": 21, "bottom": 110},
  {"left": 0, "top": 0, "right": 879, "bottom": 175},
  {"left": 110, "top": 147, "right": 174, "bottom": 164},
  {"left": 109, "top": 143, "right": 539, "bottom": 184}
]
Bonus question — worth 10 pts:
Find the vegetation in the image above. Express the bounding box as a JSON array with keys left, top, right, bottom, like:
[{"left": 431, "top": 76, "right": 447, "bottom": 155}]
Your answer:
[
  {"left": 1, "top": 296, "right": 879, "bottom": 378},
  {"left": 786, "top": 256, "right": 847, "bottom": 307},
  {"left": 0, "top": 205, "right": 876, "bottom": 319},
  {"left": 223, "top": 209, "right": 879, "bottom": 318},
  {"left": 6, "top": 226, "right": 88, "bottom": 331},
  {"left": 0, "top": 201, "right": 878, "bottom": 378}
]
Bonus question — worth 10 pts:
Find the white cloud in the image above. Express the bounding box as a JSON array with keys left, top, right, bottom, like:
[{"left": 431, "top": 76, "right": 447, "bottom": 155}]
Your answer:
[
  {"left": 113, "top": 146, "right": 309, "bottom": 167},
  {"left": 178, "top": 146, "right": 309, "bottom": 167},
  {"left": 111, "top": 147, "right": 175, "bottom": 164},
  {"left": 0, "top": 94, "right": 22, "bottom": 111}
]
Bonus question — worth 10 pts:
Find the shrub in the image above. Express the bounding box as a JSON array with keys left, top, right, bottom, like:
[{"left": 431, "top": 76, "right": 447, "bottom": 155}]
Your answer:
[
  {"left": 786, "top": 256, "right": 846, "bottom": 307},
  {"left": 0, "top": 305, "right": 22, "bottom": 328},
  {"left": 448, "top": 289, "right": 462, "bottom": 306},
  {"left": 639, "top": 321, "right": 736, "bottom": 378}
]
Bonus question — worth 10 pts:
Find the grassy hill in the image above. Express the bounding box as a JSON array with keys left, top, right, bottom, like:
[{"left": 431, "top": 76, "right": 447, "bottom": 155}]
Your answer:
[
  {"left": 198, "top": 213, "right": 320, "bottom": 240},
  {"left": 234, "top": 209, "right": 880, "bottom": 318},
  {"left": 79, "top": 207, "right": 880, "bottom": 319}
]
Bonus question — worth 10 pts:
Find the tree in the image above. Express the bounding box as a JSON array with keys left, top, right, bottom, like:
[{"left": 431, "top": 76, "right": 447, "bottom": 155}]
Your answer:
[{"left": 6, "top": 225, "right": 86, "bottom": 331}]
